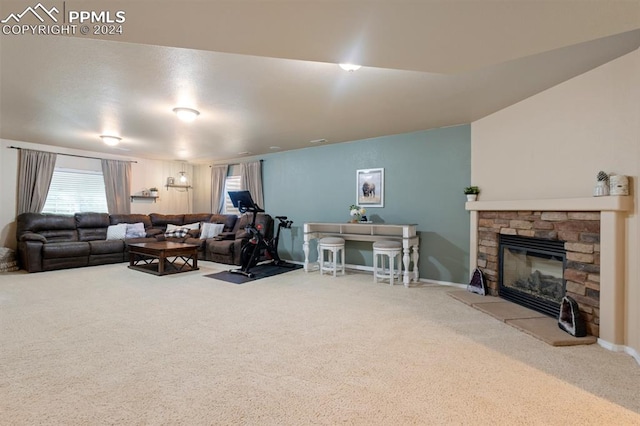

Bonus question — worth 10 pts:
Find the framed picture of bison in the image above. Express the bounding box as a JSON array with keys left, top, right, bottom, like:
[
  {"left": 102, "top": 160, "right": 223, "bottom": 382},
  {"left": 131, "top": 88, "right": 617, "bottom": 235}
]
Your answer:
[{"left": 356, "top": 168, "right": 384, "bottom": 207}]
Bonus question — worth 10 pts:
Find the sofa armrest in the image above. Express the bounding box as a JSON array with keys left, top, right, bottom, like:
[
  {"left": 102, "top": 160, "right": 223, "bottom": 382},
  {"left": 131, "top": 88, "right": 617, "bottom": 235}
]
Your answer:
[
  {"left": 214, "top": 232, "right": 236, "bottom": 241},
  {"left": 19, "top": 232, "right": 47, "bottom": 243},
  {"left": 18, "top": 240, "right": 44, "bottom": 272},
  {"left": 145, "top": 228, "right": 163, "bottom": 237}
]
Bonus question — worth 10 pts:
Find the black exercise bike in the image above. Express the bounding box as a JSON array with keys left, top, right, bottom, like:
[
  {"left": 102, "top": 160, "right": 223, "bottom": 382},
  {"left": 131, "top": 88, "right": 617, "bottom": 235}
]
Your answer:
[{"left": 228, "top": 190, "right": 294, "bottom": 278}]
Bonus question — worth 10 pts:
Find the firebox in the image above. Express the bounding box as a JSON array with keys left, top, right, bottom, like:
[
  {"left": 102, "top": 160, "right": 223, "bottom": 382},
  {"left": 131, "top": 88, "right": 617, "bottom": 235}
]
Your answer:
[{"left": 498, "top": 235, "right": 566, "bottom": 318}]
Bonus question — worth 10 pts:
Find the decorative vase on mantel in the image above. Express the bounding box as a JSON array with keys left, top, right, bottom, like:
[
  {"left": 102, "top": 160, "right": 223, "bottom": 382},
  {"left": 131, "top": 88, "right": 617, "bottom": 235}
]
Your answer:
[
  {"left": 466, "top": 194, "right": 477, "bottom": 202},
  {"left": 593, "top": 171, "right": 609, "bottom": 197}
]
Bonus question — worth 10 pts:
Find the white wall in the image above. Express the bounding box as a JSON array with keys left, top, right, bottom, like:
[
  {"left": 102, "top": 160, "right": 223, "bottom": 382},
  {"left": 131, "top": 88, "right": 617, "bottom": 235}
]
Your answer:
[
  {"left": 0, "top": 138, "right": 197, "bottom": 250},
  {"left": 472, "top": 49, "right": 639, "bottom": 356}
]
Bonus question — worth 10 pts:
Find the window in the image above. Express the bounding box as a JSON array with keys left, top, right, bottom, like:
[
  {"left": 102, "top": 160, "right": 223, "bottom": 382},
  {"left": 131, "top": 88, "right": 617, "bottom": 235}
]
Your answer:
[
  {"left": 42, "top": 168, "right": 109, "bottom": 214},
  {"left": 222, "top": 175, "right": 242, "bottom": 215}
]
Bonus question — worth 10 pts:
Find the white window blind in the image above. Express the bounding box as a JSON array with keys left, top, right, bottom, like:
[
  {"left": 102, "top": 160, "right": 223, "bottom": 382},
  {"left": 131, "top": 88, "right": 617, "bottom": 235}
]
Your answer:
[
  {"left": 222, "top": 175, "right": 242, "bottom": 215},
  {"left": 42, "top": 168, "right": 109, "bottom": 214}
]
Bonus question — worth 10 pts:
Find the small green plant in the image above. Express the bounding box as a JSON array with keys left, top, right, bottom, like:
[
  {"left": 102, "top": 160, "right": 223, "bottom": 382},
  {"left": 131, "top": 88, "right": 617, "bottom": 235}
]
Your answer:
[
  {"left": 464, "top": 186, "right": 480, "bottom": 195},
  {"left": 596, "top": 171, "right": 609, "bottom": 182},
  {"left": 149, "top": 187, "right": 158, "bottom": 192}
]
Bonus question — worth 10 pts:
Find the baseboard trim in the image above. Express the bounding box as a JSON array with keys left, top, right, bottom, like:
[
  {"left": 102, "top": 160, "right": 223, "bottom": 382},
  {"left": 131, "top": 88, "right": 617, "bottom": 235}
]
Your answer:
[{"left": 597, "top": 339, "right": 640, "bottom": 365}]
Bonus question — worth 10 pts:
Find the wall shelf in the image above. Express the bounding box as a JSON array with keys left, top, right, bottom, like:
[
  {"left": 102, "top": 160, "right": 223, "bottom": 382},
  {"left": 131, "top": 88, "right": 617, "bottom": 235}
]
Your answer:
[
  {"left": 130, "top": 195, "right": 159, "bottom": 203},
  {"left": 165, "top": 184, "right": 192, "bottom": 191}
]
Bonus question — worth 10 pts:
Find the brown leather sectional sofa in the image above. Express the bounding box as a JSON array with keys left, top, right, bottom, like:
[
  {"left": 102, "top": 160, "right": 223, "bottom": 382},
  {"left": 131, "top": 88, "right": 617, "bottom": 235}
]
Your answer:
[{"left": 16, "top": 211, "right": 274, "bottom": 272}]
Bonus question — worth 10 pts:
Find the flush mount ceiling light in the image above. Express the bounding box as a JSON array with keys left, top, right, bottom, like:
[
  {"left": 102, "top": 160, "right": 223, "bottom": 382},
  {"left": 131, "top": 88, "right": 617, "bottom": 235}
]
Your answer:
[
  {"left": 172, "top": 107, "right": 200, "bottom": 122},
  {"left": 100, "top": 135, "right": 121, "bottom": 146},
  {"left": 338, "top": 63, "right": 362, "bottom": 72}
]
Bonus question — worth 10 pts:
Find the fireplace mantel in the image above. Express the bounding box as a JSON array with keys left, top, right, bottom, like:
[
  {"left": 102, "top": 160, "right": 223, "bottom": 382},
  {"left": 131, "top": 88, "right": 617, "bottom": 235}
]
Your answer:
[
  {"left": 465, "top": 195, "right": 633, "bottom": 348},
  {"left": 466, "top": 196, "right": 633, "bottom": 212}
]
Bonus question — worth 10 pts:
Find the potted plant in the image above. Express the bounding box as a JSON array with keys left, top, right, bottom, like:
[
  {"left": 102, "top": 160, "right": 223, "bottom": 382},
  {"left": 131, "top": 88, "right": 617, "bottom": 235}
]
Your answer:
[
  {"left": 149, "top": 187, "right": 159, "bottom": 197},
  {"left": 349, "top": 204, "right": 366, "bottom": 223},
  {"left": 464, "top": 186, "right": 479, "bottom": 201}
]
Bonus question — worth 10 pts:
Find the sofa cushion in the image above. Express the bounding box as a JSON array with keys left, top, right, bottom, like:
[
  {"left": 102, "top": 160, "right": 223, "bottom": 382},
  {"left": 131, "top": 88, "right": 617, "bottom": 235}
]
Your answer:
[
  {"left": 109, "top": 214, "right": 152, "bottom": 228},
  {"left": 78, "top": 228, "right": 108, "bottom": 242},
  {"left": 164, "top": 228, "right": 189, "bottom": 238},
  {"left": 150, "top": 214, "right": 184, "bottom": 228},
  {"left": 207, "top": 239, "right": 235, "bottom": 255},
  {"left": 106, "top": 223, "right": 127, "bottom": 240},
  {"left": 184, "top": 213, "right": 213, "bottom": 224},
  {"left": 75, "top": 213, "right": 110, "bottom": 228},
  {"left": 17, "top": 213, "right": 78, "bottom": 242},
  {"left": 183, "top": 237, "right": 205, "bottom": 250},
  {"left": 89, "top": 239, "right": 125, "bottom": 254},
  {"left": 201, "top": 223, "right": 225, "bottom": 239},
  {"left": 167, "top": 222, "right": 199, "bottom": 232},
  {"left": 210, "top": 214, "right": 238, "bottom": 232},
  {"left": 42, "top": 242, "right": 90, "bottom": 259},
  {"left": 125, "top": 222, "right": 146, "bottom": 238}
]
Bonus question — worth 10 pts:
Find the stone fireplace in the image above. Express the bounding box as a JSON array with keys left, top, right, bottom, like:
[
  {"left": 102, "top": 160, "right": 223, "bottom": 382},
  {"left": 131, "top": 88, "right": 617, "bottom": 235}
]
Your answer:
[
  {"left": 476, "top": 210, "right": 600, "bottom": 335},
  {"left": 466, "top": 197, "right": 632, "bottom": 345}
]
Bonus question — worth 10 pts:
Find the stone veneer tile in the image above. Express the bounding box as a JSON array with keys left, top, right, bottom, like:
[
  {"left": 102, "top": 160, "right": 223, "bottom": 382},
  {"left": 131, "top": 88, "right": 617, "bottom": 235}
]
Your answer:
[
  {"left": 564, "top": 269, "right": 588, "bottom": 282},
  {"left": 510, "top": 220, "right": 533, "bottom": 229},
  {"left": 558, "top": 231, "right": 580, "bottom": 242},
  {"left": 566, "top": 252, "right": 595, "bottom": 263},
  {"left": 585, "top": 281, "right": 600, "bottom": 291},
  {"left": 540, "top": 212, "right": 568, "bottom": 221},
  {"left": 565, "top": 242, "right": 594, "bottom": 253},
  {"left": 579, "top": 233, "right": 600, "bottom": 243},
  {"left": 534, "top": 231, "right": 557, "bottom": 239},
  {"left": 533, "top": 221, "right": 554, "bottom": 230},
  {"left": 555, "top": 221, "right": 600, "bottom": 233},
  {"left": 568, "top": 212, "right": 600, "bottom": 221}
]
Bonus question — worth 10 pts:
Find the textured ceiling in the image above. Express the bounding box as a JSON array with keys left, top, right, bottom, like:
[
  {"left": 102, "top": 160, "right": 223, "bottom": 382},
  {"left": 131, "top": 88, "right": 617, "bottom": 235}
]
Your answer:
[{"left": 0, "top": 0, "right": 638, "bottom": 163}]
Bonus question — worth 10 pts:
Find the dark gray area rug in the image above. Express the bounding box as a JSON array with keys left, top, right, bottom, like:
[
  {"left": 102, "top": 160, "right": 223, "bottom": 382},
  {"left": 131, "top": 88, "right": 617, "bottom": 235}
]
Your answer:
[{"left": 204, "top": 263, "right": 302, "bottom": 284}]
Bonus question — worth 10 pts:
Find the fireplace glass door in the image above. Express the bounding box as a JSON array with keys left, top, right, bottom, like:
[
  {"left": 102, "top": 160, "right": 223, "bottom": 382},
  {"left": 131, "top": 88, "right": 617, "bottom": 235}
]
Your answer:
[{"left": 499, "top": 235, "right": 566, "bottom": 317}]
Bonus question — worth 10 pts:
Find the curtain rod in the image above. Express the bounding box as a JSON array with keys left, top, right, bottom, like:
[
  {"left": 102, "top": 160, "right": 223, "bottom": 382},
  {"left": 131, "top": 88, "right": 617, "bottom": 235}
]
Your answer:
[
  {"left": 8, "top": 146, "right": 138, "bottom": 163},
  {"left": 208, "top": 159, "right": 263, "bottom": 167}
]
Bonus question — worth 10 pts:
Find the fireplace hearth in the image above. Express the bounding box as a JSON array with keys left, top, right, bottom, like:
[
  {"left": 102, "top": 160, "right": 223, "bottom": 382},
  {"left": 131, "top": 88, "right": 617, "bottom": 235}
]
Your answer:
[{"left": 499, "top": 235, "right": 566, "bottom": 317}]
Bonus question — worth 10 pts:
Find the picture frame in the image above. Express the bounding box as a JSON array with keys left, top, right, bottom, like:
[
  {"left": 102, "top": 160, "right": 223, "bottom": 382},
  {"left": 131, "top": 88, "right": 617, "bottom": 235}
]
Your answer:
[{"left": 356, "top": 168, "right": 384, "bottom": 207}]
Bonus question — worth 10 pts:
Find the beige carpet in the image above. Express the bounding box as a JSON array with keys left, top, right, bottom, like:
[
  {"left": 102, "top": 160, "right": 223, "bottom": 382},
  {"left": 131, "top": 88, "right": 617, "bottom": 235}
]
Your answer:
[{"left": 1, "top": 263, "right": 639, "bottom": 425}]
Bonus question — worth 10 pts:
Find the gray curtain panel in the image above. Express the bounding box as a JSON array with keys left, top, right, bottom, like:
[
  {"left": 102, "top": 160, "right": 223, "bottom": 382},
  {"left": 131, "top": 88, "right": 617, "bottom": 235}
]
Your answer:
[
  {"left": 17, "top": 149, "right": 57, "bottom": 214},
  {"left": 240, "top": 161, "right": 264, "bottom": 209},
  {"left": 211, "top": 164, "right": 229, "bottom": 214},
  {"left": 101, "top": 159, "right": 131, "bottom": 214}
]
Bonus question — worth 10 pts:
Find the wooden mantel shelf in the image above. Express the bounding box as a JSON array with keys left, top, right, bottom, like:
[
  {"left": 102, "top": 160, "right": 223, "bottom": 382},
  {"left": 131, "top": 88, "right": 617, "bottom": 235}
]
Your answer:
[{"left": 465, "top": 196, "right": 633, "bottom": 212}]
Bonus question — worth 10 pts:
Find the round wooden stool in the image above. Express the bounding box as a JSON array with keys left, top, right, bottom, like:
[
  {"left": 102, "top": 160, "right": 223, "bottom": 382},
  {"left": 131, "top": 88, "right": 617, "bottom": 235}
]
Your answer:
[
  {"left": 318, "top": 237, "right": 345, "bottom": 277},
  {"left": 373, "top": 240, "right": 402, "bottom": 285}
]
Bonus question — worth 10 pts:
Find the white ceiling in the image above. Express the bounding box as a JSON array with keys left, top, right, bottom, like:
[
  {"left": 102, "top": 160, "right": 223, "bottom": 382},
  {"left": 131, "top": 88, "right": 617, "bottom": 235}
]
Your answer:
[{"left": 1, "top": 1, "right": 639, "bottom": 163}]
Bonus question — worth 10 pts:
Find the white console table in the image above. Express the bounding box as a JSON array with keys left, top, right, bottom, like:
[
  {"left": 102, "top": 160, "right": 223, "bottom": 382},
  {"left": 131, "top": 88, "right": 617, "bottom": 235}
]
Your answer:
[{"left": 303, "top": 222, "right": 419, "bottom": 286}]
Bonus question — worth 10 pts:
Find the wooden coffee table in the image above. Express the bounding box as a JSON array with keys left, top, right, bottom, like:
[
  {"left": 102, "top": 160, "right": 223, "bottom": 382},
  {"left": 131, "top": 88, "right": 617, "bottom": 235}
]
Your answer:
[{"left": 128, "top": 241, "right": 199, "bottom": 276}]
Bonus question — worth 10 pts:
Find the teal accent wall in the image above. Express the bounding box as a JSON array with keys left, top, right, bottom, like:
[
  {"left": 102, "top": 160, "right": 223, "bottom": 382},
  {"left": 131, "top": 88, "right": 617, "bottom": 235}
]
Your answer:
[{"left": 262, "top": 125, "right": 471, "bottom": 284}]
